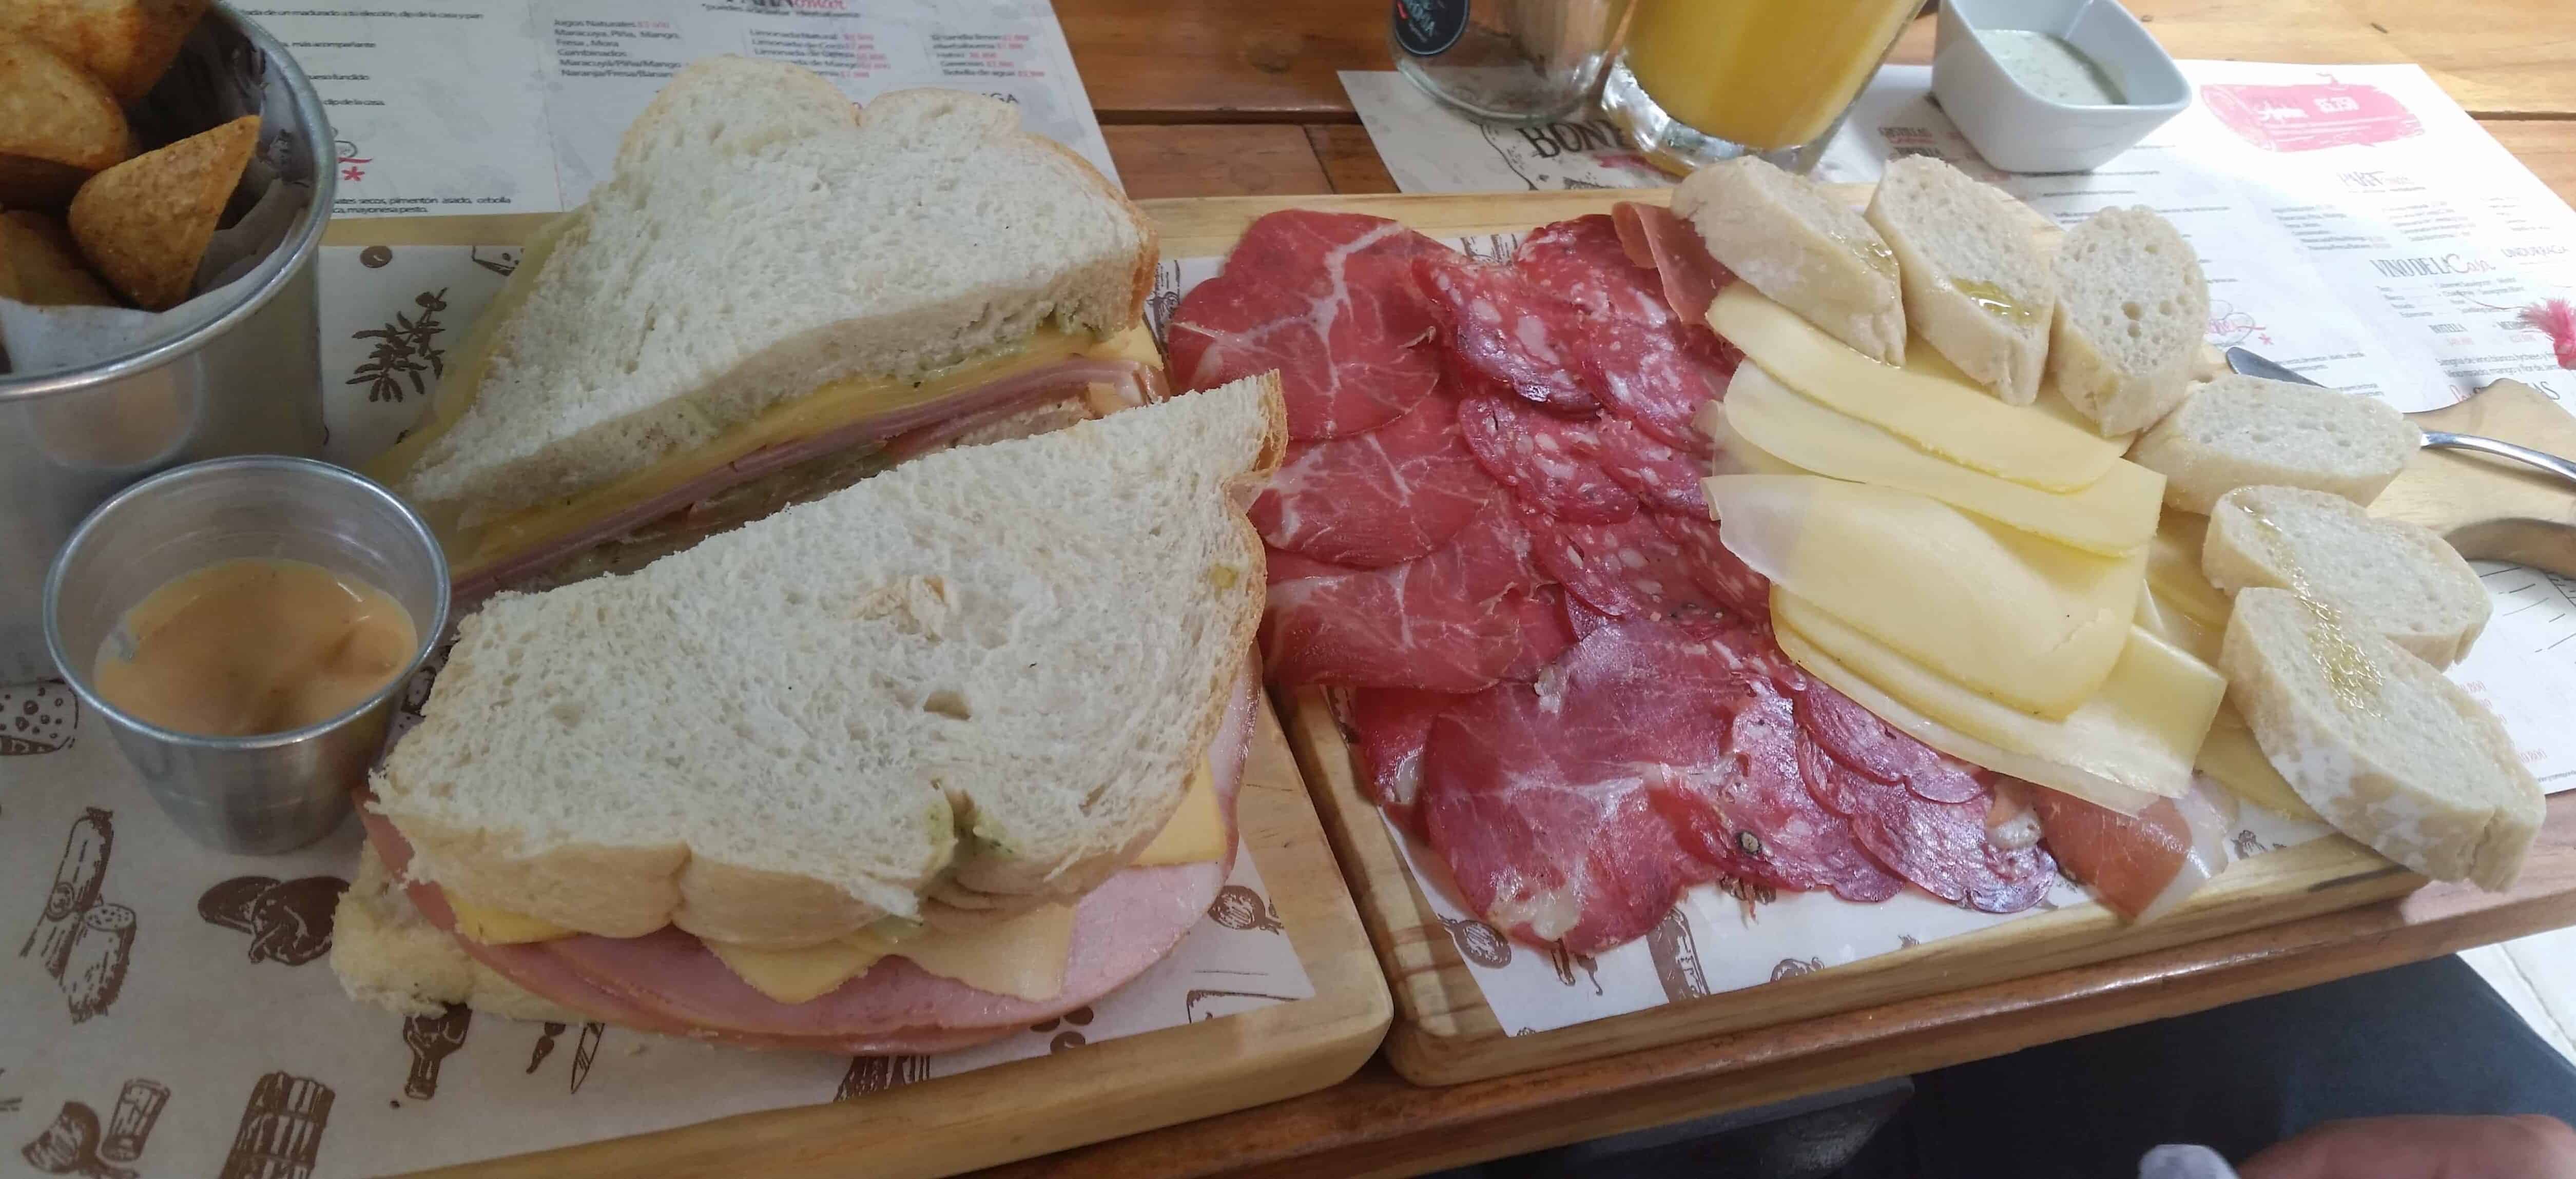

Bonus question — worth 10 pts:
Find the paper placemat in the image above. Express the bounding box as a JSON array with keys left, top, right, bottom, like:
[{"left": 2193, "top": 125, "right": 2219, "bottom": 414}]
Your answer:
[{"left": 242, "top": 0, "right": 1117, "bottom": 218}]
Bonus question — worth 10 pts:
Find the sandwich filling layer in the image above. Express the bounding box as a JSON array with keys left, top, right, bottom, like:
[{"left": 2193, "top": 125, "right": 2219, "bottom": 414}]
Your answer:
[{"left": 358, "top": 668, "right": 1256, "bottom": 1045}]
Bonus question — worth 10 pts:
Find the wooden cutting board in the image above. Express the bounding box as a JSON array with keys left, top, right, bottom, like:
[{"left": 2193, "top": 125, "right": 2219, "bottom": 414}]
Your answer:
[
  {"left": 312, "top": 212, "right": 1390, "bottom": 1177},
  {"left": 1121, "top": 189, "right": 2576, "bottom": 1088}
]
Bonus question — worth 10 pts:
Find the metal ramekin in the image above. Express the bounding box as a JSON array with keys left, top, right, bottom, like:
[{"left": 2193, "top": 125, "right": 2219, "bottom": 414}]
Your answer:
[
  {"left": 43, "top": 457, "right": 447, "bottom": 855},
  {"left": 0, "top": 4, "right": 337, "bottom": 683}
]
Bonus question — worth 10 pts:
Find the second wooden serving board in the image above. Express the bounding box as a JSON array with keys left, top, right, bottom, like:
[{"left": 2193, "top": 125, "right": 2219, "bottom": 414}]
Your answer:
[{"left": 1127, "top": 189, "right": 2576, "bottom": 1088}]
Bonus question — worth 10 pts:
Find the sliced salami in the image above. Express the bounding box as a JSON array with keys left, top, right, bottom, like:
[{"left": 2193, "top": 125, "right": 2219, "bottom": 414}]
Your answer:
[
  {"left": 1798, "top": 735, "right": 2057, "bottom": 914},
  {"left": 1518, "top": 503, "right": 1729, "bottom": 620},
  {"left": 1251, "top": 393, "right": 1496, "bottom": 567},
  {"left": 1649, "top": 511, "right": 1771, "bottom": 620},
  {"left": 1169, "top": 210, "right": 1445, "bottom": 440},
  {"left": 1457, "top": 392, "right": 1637, "bottom": 524},
  {"left": 1420, "top": 256, "right": 1600, "bottom": 414},
  {"left": 1591, "top": 417, "right": 1709, "bottom": 516},
  {"left": 1514, "top": 214, "right": 1732, "bottom": 456},
  {"left": 1653, "top": 681, "right": 1903, "bottom": 903},
  {"left": 1791, "top": 678, "right": 1987, "bottom": 804}
]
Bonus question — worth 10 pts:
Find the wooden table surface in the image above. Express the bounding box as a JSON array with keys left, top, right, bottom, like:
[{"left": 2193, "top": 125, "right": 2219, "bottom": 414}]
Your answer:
[{"left": 999, "top": 2, "right": 2576, "bottom": 1173}]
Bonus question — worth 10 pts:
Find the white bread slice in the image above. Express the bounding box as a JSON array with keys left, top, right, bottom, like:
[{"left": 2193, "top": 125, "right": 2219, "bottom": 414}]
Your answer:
[
  {"left": 1674, "top": 156, "right": 1904, "bottom": 364},
  {"left": 2202, "top": 485, "right": 2489, "bottom": 667},
  {"left": 2221, "top": 588, "right": 2540, "bottom": 891},
  {"left": 399, "top": 58, "right": 1155, "bottom": 527},
  {"left": 1862, "top": 155, "right": 2056, "bottom": 404},
  {"left": 2047, "top": 207, "right": 2210, "bottom": 435},
  {"left": 2129, "top": 374, "right": 2419, "bottom": 513},
  {"left": 331, "top": 843, "right": 575, "bottom": 1021},
  {"left": 374, "top": 376, "right": 1285, "bottom": 950}
]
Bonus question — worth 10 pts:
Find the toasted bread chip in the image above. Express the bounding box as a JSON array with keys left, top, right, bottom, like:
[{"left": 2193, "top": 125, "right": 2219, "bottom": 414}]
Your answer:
[
  {"left": 0, "top": 0, "right": 210, "bottom": 104},
  {"left": 0, "top": 209, "right": 118, "bottom": 305},
  {"left": 67, "top": 113, "right": 257, "bottom": 310},
  {"left": 0, "top": 35, "right": 133, "bottom": 207}
]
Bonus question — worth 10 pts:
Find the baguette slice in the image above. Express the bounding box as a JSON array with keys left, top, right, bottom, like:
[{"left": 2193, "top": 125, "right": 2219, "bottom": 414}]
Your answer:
[
  {"left": 1863, "top": 155, "right": 2055, "bottom": 404},
  {"left": 2048, "top": 207, "right": 2211, "bottom": 435},
  {"left": 374, "top": 375, "right": 1285, "bottom": 950},
  {"left": 330, "top": 843, "right": 576, "bottom": 1021},
  {"left": 399, "top": 57, "right": 1155, "bottom": 527},
  {"left": 2203, "top": 485, "right": 2488, "bottom": 667},
  {"left": 2221, "top": 588, "right": 2539, "bottom": 890},
  {"left": 2129, "top": 374, "right": 2418, "bottom": 513},
  {"left": 1674, "top": 155, "right": 1904, "bottom": 364}
]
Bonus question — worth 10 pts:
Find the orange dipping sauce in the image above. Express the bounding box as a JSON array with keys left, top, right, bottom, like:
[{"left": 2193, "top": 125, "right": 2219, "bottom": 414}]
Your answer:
[{"left": 92, "top": 558, "right": 418, "bottom": 737}]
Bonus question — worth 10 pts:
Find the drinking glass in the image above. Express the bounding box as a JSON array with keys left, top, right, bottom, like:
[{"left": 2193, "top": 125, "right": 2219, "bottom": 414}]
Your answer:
[
  {"left": 1600, "top": 0, "right": 1924, "bottom": 174},
  {"left": 1392, "top": 0, "right": 1639, "bottom": 125}
]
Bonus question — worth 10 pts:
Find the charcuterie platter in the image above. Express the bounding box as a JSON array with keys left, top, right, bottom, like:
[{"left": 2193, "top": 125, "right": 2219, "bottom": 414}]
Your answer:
[{"left": 1141, "top": 188, "right": 2573, "bottom": 1086}]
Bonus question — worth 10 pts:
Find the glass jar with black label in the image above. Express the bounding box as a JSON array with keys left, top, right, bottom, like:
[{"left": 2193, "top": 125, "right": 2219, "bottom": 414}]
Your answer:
[{"left": 1390, "top": 0, "right": 1636, "bottom": 126}]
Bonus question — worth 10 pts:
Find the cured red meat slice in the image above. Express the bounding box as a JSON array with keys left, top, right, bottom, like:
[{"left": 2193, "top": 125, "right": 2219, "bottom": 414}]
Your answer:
[
  {"left": 1342, "top": 686, "right": 1458, "bottom": 836},
  {"left": 1251, "top": 393, "right": 1495, "bottom": 567},
  {"left": 1420, "top": 257, "right": 1600, "bottom": 414},
  {"left": 1500, "top": 585, "right": 1578, "bottom": 679},
  {"left": 1263, "top": 504, "right": 1539, "bottom": 691},
  {"left": 1792, "top": 679, "right": 1986, "bottom": 804},
  {"left": 1653, "top": 678, "right": 1902, "bottom": 902},
  {"left": 2027, "top": 779, "right": 2233, "bottom": 921},
  {"left": 1457, "top": 392, "right": 1636, "bottom": 524},
  {"left": 1591, "top": 417, "right": 1709, "bottom": 516},
  {"left": 1518, "top": 504, "right": 1728, "bottom": 620},
  {"left": 1649, "top": 511, "right": 1770, "bottom": 620},
  {"left": 1418, "top": 619, "right": 1752, "bottom": 953},
  {"left": 1513, "top": 215, "right": 1731, "bottom": 456},
  {"left": 1797, "top": 733, "right": 2056, "bottom": 913},
  {"left": 1612, "top": 202, "right": 1735, "bottom": 331},
  {"left": 1168, "top": 211, "right": 1444, "bottom": 440}
]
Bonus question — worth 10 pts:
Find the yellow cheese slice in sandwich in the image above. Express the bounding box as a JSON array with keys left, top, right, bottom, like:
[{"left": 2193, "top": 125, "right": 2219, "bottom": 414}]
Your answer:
[
  {"left": 433, "top": 756, "right": 1225, "bottom": 1004},
  {"left": 366, "top": 211, "right": 1163, "bottom": 581},
  {"left": 1134, "top": 759, "right": 1228, "bottom": 867},
  {"left": 1704, "top": 474, "right": 2143, "bottom": 717},
  {"left": 1774, "top": 586, "right": 2222, "bottom": 806},
  {"left": 1709, "top": 284, "right": 2127, "bottom": 491},
  {"left": 1722, "top": 362, "right": 2165, "bottom": 556}
]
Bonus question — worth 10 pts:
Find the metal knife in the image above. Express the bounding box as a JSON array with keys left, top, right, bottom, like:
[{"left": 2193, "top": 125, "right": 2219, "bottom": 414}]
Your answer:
[{"left": 2223, "top": 347, "right": 2576, "bottom": 488}]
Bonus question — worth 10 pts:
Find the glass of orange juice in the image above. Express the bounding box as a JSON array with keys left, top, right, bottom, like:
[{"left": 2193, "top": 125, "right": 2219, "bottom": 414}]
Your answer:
[{"left": 1600, "top": 0, "right": 1923, "bottom": 174}]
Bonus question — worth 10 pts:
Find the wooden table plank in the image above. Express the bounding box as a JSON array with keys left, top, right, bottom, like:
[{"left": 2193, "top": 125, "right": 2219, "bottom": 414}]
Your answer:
[
  {"left": 1105, "top": 125, "right": 1334, "bottom": 199},
  {"left": 991, "top": 795, "right": 2576, "bottom": 1178},
  {"left": 1060, "top": 1, "right": 2576, "bottom": 124}
]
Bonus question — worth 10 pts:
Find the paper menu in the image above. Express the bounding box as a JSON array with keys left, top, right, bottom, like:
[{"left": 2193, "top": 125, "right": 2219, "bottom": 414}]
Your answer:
[{"left": 243, "top": 0, "right": 1116, "bottom": 218}]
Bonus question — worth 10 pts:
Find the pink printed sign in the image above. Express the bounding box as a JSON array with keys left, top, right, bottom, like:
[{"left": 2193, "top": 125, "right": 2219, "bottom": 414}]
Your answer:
[{"left": 2203, "top": 81, "right": 2423, "bottom": 152}]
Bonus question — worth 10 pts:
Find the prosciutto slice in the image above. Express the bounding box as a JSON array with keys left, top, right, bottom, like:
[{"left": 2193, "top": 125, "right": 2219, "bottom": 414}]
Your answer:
[
  {"left": 363, "top": 671, "right": 1258, "bottom": 1050},
  {"left": 1612, "top": 202, "right": 1734, "bottom": 332},
  {"left": 1168, "top": 211, "right": 1445, "bottom": 440},
  {"left": 2029, "top": 778, "right": 2236, "bottom": 921},
  {"left": 1252, "top": 392, "right": 1496, "bottom": 567}
]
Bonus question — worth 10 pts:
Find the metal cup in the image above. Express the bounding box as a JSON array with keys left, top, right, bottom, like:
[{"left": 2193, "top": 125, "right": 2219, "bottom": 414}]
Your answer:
[{"left": 43, "top": 457, "right": 448, "bottom": 855}]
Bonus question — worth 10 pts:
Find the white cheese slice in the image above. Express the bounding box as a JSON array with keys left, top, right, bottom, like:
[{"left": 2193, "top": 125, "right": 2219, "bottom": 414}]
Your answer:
[
  {"left": 1722, "top": 362, "right": 2164, "bottom": 555},
  {"left": 2145, "top": 510, "right": 2233, "bottom": 632},
  {"left": 1705, "top": 474, "right": 2142, "bottom": 717},
  {"left": 1709, "top": 284, "right": 2127, "bottom": 491},
  {"left": 1774, "top": 586, "right": 2221, "bottom": 804}
]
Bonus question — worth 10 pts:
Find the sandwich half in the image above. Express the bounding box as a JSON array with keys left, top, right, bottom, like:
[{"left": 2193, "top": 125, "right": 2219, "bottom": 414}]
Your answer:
[
  {"left": 369, "top": 57, "right": 1163, "bottom": 597},
  {"left": 336, "top": 375, "right": 1286, "bottom": 1051}
]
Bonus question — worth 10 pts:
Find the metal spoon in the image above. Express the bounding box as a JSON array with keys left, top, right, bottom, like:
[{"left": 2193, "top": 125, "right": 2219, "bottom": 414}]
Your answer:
[{"left": 2223, "top": 347, "right": 2576, "bottom": 487}]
